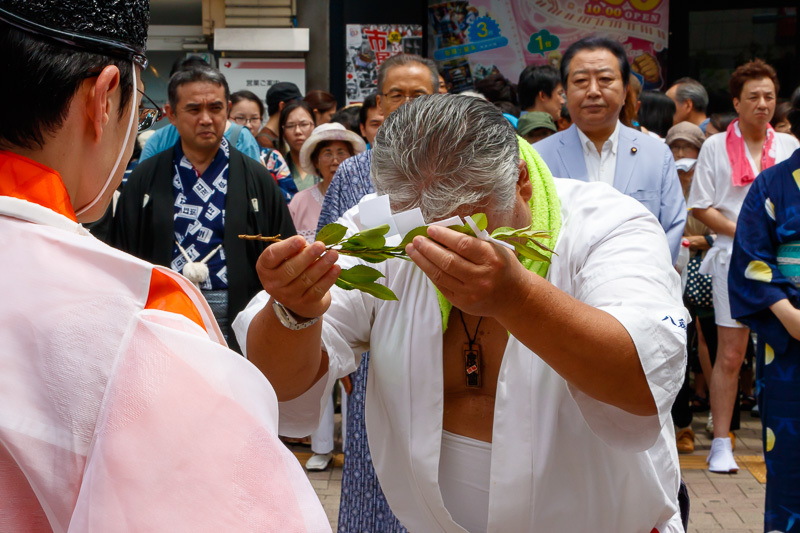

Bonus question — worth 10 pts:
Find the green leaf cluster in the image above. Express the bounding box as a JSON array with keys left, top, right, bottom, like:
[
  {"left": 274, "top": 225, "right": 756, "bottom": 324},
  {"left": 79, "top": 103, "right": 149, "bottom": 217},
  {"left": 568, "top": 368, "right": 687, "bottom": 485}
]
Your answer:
[
  {"left": 335, "top": 265, "right": 397, "bottom": 301},
  {"left": 316, "top": 214, "right": 553, "bottom": 301},
  {"left": 490, "top": 223, "right": 555, "bottom": 263}
]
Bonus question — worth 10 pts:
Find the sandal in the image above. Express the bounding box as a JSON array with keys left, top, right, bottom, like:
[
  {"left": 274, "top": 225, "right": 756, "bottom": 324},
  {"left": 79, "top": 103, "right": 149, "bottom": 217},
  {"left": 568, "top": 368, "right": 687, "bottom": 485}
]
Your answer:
[
  {"left": 691, "top": 394, "right": 710, "bottom": 413},
  {"left": 281, "top": 436, "right": 311, "bottom": 446}
]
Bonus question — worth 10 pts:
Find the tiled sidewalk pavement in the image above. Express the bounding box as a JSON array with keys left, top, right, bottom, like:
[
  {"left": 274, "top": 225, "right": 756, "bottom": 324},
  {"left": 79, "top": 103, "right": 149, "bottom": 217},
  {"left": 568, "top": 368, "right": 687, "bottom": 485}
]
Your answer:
[
  {"left": 293, "top": 451, "right": 344, "bottom": 529},
  {"left": 679, "top": 410, "right": 766, "bottom": 532},
  {"left": 292, "top": 411, "right": 767, "bottom": 531}
]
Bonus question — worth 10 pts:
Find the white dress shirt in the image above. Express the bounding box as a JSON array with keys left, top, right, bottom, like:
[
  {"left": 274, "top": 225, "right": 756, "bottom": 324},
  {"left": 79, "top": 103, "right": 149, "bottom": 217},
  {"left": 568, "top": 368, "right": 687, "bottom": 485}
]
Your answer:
[{"left": 577, "top": 120, "right": 621, "bottom": 186}]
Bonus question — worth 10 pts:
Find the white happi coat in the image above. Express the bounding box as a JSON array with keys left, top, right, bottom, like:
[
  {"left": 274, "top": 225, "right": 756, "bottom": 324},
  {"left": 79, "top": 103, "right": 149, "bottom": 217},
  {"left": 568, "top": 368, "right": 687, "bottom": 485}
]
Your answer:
[
  {"left": 236, "top": 179, "right": 688, "bottom": 533},
  {"left": 0, "top": 195, "right": 330, "bottom": 532}
]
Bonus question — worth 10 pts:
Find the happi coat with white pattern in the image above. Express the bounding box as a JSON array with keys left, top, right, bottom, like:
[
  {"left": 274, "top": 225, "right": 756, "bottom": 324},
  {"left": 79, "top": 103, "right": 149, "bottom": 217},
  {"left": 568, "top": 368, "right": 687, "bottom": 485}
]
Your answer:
[{"left": 236, "top": 178, "right": 689, "bottom": 532}]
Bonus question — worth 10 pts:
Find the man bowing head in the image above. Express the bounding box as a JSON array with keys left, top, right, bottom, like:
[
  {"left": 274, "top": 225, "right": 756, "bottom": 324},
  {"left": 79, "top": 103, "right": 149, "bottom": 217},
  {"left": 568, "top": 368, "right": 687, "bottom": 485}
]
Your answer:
[{"left": 237, "top": 94, "right": 688, "bottom": 532}]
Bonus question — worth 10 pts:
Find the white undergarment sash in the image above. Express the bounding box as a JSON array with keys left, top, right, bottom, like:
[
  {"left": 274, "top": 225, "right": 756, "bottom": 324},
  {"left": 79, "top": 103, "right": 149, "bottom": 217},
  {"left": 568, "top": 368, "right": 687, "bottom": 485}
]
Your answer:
[{"left": 438, "top": 430, "right": 492, "bottom": 533}]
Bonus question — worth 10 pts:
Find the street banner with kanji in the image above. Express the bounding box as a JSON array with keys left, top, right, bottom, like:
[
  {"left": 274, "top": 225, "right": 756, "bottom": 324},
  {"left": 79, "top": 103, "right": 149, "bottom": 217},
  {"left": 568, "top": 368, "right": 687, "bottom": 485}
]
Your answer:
[
  {"left": 219, "top": 58, "right": 306, "bottom": 98},
  {"left": 345, "top": 24, "right": 424, "bottom": 105}
]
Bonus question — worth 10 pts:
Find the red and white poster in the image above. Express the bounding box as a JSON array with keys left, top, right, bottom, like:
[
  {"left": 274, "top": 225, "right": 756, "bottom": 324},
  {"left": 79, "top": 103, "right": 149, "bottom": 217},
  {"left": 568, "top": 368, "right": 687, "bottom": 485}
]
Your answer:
[{"left": 345, "top": 24, "right": 424, "bottom": 105}]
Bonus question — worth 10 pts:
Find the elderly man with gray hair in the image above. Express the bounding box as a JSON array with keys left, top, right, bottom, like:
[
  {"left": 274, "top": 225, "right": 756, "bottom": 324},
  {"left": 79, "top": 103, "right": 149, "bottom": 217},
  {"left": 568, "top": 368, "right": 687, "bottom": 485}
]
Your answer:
[
  {"left": 666, "top": 77, "right": 710, "bottom": 132},
  {"left": 235, "top": 94, "right": 688, "bottom": 532}
]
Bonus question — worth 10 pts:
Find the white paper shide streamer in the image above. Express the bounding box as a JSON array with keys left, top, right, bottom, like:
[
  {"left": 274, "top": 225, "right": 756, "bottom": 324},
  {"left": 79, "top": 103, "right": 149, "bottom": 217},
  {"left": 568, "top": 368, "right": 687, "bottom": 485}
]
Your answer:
[{"left": 357, "top": 194, "right": 514, "bottom": 251}]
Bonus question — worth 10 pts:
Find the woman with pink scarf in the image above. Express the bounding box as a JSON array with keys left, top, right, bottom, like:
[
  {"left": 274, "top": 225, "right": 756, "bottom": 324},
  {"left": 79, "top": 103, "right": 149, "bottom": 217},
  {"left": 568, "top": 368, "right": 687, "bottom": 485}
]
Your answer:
[{"left": 688, "top": 59, "right": 799, "bottom": 473}]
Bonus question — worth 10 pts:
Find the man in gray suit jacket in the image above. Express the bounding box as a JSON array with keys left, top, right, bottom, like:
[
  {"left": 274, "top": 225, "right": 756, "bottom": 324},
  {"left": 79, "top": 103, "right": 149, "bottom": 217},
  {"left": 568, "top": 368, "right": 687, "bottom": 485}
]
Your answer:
[{"left": 534, "top": 37, "right": 686, "bottom": 263}]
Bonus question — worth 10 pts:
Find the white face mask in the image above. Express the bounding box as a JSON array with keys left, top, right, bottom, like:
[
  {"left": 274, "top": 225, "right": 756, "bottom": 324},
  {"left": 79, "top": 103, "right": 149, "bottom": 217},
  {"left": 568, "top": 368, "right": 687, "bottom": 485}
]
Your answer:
[{"left": 75, "top": 62, "right": 138, "bottom": 217}]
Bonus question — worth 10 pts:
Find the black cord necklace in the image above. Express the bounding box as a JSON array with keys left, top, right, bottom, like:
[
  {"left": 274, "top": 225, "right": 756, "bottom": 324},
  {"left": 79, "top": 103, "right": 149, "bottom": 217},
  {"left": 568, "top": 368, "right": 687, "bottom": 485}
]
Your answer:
[{"left": 458, "top": 309, "right": 483, "bottom": 388}]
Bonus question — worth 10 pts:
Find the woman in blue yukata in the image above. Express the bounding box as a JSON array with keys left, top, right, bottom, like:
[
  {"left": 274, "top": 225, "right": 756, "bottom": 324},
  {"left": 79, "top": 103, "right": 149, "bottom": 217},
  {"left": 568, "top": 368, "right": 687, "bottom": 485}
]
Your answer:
[{"left": 729, "top": 95, "right": 800, "bottom": 532}]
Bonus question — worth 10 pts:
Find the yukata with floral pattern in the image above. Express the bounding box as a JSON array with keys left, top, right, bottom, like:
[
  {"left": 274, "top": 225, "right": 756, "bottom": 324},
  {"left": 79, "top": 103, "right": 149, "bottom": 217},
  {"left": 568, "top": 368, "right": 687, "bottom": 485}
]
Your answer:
[
  {"left": 260, "top": 147, "right": 298, "bottom": 204},
  {"left": 730, "top": 147, "right": 800, "bottom": 533}
]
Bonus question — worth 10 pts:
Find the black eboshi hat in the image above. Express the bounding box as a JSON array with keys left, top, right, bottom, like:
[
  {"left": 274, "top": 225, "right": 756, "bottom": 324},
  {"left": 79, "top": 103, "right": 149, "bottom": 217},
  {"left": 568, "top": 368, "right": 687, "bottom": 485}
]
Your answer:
[{"left": 0, "top": 0, "right": 150, "bottom": 68}]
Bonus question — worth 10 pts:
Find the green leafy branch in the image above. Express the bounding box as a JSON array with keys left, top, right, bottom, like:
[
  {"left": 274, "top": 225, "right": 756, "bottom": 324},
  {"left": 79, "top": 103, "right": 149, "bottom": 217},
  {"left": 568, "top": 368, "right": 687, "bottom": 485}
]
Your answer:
[
  {"left": 240, "top": 214, "right": 554, "bottom": 301},
  {"left": 317, "top": 213, "right": 554, "bottom": 300}
]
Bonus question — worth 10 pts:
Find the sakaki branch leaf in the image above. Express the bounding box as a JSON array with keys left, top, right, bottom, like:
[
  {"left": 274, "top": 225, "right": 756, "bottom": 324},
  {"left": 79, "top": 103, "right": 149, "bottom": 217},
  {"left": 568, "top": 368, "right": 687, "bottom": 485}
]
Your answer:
[
  {"left": 399, "top": 226, "right": 430, "bottom": 248},
  {"left": 339, "top": 265, "right": 386, "bottom": 284},
  {"left": 334, "top": 274, "right": 398, "bottom": 300},
  {"left": 488, "top": 226, "right": 518, "bottom": 239},
  {"left": 509, "top": 240, "right": 550, "bottom": 263},
  {"left": 446, "top": 223, "right": 476, "bottom": 236},
  {"left": 245, "top": 215, "right": 553, "bottom": 302},
  {"left": 316, "top": 223, "right": 348, "bottom": 245},
  {"left": 350, "top": 281, "right": 398, "bottom": 301},
  {"left": 356, "top": 224, "right": 391, "bottom": 239},
  {"left": 335, "top": 278, "right": 356, "bottom": 290},
  {"left": 470, "top": 213, "right": 488, "bottom": 231}
]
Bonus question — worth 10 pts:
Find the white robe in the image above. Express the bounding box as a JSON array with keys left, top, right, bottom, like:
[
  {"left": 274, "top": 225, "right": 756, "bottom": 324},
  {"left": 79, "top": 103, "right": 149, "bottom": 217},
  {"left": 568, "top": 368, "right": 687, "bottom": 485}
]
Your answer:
[
  {"left": 235, "top": 178, "right": 688, "bottom": 532},
  {"left": 0, "top": 196, "right": 330, "bottom": 532}
]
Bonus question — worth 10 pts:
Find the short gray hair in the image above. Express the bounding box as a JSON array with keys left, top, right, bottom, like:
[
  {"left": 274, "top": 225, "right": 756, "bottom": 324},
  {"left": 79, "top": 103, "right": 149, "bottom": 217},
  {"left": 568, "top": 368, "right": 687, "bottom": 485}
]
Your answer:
[
  {"left": 371, "top": 94, "right": 519, "bottom": 222},
  {"left": 376, "top": 54, "right": 438, "bottom": 95},
  {"left": 673, "top": 78, "right": 708, "bottom": 113}
]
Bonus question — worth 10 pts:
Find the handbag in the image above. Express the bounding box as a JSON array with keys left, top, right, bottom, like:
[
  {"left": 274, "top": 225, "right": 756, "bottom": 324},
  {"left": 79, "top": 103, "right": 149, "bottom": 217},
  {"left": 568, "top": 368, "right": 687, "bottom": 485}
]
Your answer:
[{"left": 684, "top": 252, "right": 713, "bottom": 309}]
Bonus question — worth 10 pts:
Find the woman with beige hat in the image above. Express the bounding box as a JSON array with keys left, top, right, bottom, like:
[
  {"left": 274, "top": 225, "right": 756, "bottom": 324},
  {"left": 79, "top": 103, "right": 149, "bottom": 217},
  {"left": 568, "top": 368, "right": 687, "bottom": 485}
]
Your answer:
[{"left": 289, "top": 122, "right": 367, "bottom": 243}]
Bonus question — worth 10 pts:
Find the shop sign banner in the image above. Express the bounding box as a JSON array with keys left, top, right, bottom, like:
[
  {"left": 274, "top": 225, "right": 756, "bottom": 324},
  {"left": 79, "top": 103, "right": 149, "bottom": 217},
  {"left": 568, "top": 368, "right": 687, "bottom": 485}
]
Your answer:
[
  {"left": 345, "top": 24, "right": 424, "bottom": 105},
  {"left": 429, "top": 0, "right": 669, "bottom": 92},
  {"left": 219, "top": 58, "right": 306, "bottom": 96}
]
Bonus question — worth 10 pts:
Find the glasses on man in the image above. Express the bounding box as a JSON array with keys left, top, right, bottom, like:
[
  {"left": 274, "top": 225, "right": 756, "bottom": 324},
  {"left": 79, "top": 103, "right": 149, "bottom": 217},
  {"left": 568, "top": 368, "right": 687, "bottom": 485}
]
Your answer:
[
  {"left": 231, "top": 115, "right": 262, "bottom": 127},
  {"left": 284, "top": 120, "right": 314, "bottom": 131},
  {"left": 83, "top": 71, "right": 163, "bottom": 132},
  {"left": 382, "top": 90, "right": 426, "bottom": 105},
  {"left": 138, "top": 89, "right": 164, "bottom": 132}
]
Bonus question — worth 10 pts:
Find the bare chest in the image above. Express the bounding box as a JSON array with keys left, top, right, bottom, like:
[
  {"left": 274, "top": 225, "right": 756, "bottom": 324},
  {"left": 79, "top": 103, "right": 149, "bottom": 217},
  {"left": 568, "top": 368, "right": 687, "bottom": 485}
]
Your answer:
[{"left": 441, "top": 312, "right": 509, "bottom": 442}]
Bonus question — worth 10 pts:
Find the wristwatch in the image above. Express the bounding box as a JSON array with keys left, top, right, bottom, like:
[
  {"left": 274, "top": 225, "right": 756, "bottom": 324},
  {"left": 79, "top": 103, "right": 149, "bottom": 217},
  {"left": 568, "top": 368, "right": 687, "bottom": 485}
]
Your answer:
[{"left": 272, "top": 300, "right": 320, "bottom": 330}]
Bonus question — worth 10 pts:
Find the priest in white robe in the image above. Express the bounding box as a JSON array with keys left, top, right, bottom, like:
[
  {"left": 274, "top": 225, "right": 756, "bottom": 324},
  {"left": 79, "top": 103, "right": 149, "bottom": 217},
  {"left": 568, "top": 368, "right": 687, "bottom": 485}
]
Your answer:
[
  {"left": 0, "top": 2, "right": 328, "bottom": 530},
  {"left": 235, "top": 94, "right": 688, "bottom": 533}
]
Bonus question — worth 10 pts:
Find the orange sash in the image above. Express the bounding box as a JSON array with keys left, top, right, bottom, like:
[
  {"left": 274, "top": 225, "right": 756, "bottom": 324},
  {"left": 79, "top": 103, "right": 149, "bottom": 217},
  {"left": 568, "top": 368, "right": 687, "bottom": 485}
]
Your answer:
[
  {"left": 0, "top": 150, "right": 76, "bottom": 221},
  {"left": 0, "top": 150, "right": 207, "bottom": 333}
]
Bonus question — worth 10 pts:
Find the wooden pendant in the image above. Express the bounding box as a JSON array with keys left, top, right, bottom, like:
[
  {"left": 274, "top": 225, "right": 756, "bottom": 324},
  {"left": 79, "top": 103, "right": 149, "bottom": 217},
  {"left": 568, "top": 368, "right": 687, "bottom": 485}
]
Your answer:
[{"left": 463, "top": 343, "right": 482, "bottom": 388}]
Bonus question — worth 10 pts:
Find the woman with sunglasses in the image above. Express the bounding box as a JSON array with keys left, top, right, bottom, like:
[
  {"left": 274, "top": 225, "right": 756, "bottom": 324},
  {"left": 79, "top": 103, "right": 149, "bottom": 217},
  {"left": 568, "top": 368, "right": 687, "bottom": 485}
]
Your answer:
[{"left": 230, "top": 90, "right": 298, "bottom": 203}]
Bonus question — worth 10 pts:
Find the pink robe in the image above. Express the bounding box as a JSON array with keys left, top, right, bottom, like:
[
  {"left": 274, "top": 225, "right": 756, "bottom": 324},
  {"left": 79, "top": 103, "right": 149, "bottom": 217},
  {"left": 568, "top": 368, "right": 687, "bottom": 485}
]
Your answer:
[
  {"left": 288, "top": 184, "right": 324, "bottom": 243},
  {"left": 0, "top": 152, "right": 330, "bottom": 532}
]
